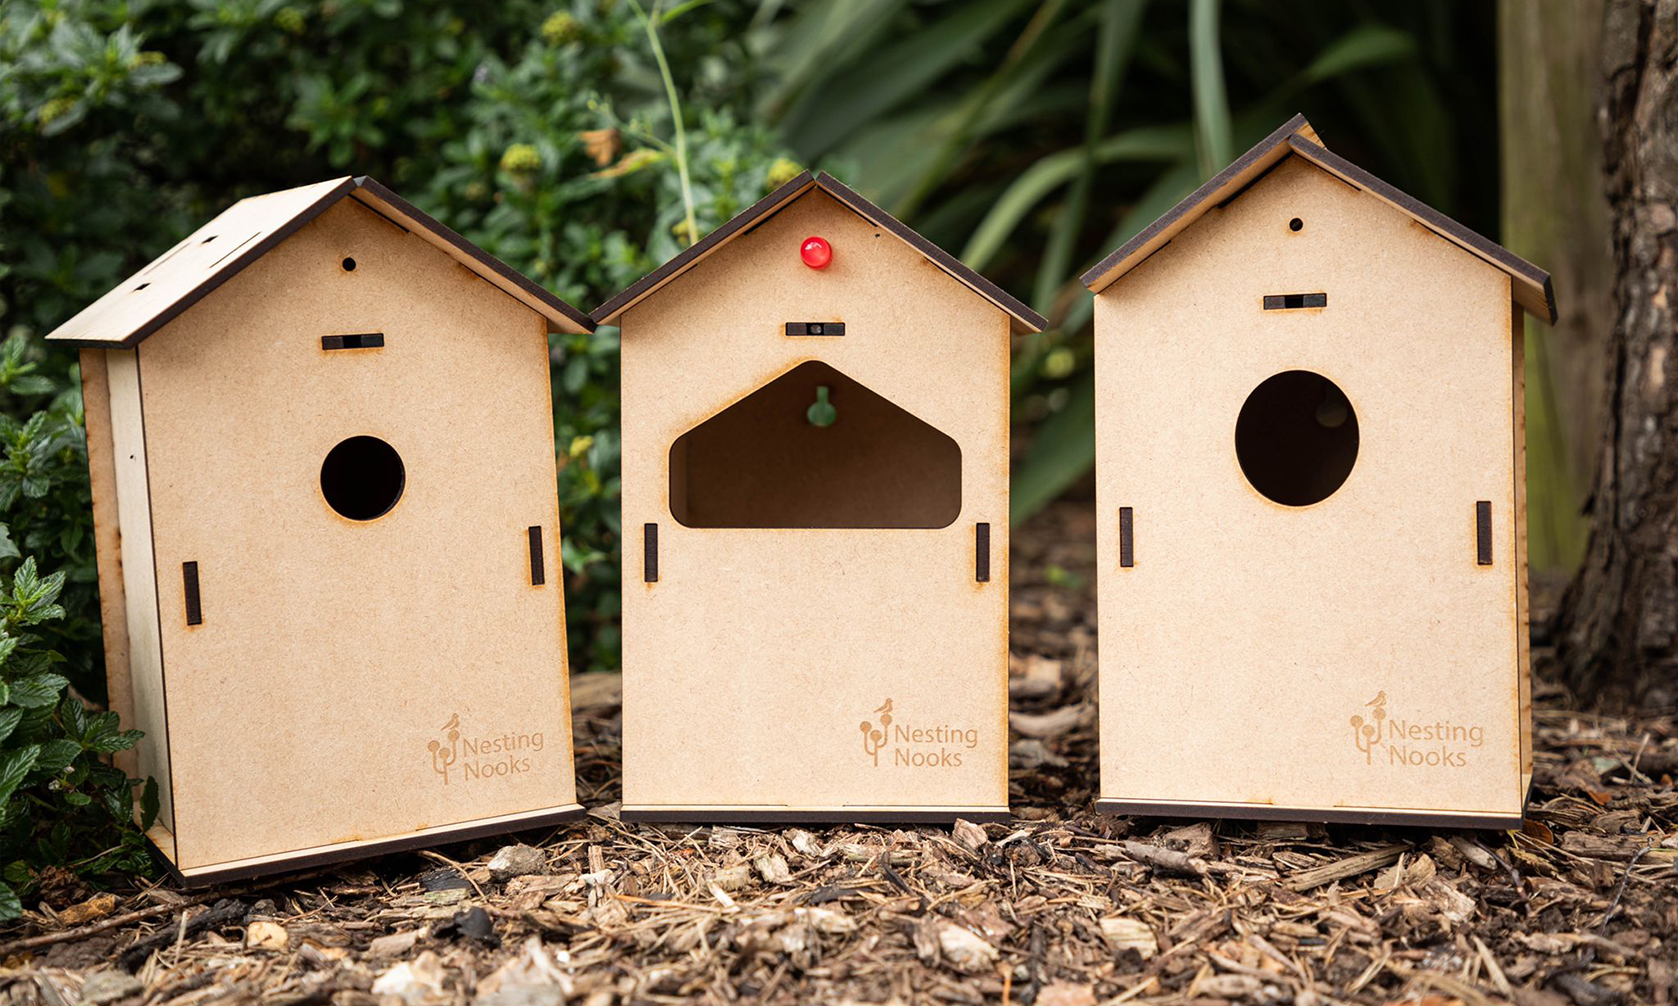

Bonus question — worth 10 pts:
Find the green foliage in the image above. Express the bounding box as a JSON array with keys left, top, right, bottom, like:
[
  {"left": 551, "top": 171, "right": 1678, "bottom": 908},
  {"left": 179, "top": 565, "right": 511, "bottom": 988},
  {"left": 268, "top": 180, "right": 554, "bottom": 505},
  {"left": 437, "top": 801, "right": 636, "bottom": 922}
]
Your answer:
[{"left": 0, "top": 358, "right": 152, "bottom": 920}]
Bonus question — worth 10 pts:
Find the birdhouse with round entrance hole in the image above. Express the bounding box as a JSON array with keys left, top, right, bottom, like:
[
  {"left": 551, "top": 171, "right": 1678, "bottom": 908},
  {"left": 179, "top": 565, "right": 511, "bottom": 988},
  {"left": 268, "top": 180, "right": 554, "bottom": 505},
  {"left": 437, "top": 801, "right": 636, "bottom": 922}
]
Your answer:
[
  {"left": 1082, "top": 116, "right": 1556, "bottom": 828},
  {"left": 593, "top": 171, "right": 1045, "bottom": 823},
  {"left": 47, "top": 177, "right": 588, "bottom": 884}
]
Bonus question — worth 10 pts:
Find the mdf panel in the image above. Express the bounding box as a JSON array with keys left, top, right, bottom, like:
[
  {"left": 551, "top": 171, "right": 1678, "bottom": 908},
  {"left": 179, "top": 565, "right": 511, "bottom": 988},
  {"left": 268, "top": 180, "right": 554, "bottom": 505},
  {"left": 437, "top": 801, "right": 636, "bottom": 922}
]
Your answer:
[
  {"left": 104, "top": 349, "right": 175, "bottom": 839},
  {"left": 619, "top": 191, "right": 1010, "bottom": 816},
  {"left": 80, "top": 350, "right": 136, "bottom": 778},
  {"left": 1095, "top": 157, "right": 1522, "bottom": 818},
  {"left": 136, "top": 200, "right": 575, "bottom": 871}
]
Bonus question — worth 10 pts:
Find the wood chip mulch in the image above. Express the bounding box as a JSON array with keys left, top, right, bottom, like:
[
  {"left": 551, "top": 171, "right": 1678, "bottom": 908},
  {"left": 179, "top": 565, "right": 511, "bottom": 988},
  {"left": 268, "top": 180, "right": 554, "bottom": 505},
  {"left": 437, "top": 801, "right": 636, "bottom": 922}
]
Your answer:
[{"left": 1, "top": 502, "right": 1674, "bottom": 1006}]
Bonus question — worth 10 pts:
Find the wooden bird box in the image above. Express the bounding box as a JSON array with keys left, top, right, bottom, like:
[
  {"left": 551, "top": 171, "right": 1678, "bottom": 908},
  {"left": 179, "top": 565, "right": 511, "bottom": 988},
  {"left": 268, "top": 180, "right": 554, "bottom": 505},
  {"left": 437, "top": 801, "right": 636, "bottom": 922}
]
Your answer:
[
  {"left": 594, "top": 172, "right": 1045, "bottom": 823},
  {"left": 1082, "top": 116, "right": 1555, "bottom": 828},
  {"left": 47, "top": 177, "right": 589, "bottom": 884}
]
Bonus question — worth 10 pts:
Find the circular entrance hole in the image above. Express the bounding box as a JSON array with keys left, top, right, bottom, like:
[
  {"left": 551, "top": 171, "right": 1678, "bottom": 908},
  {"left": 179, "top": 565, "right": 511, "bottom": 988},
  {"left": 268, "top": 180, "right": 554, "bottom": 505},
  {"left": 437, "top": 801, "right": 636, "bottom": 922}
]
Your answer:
[
  {"left": 1234, "top": 370, "right": 1358, "bottom": 507},
  {"left": 320, "top": 436, "right": 405, "bottom": 520}
]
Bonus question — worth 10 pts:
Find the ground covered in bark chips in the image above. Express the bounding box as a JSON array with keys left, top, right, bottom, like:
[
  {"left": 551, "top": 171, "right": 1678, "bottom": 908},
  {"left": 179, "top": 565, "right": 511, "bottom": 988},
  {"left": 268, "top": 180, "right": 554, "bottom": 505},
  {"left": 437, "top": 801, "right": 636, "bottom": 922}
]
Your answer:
[{"left": 2, "top": 502, "right": 1676, "bottom": 1006}]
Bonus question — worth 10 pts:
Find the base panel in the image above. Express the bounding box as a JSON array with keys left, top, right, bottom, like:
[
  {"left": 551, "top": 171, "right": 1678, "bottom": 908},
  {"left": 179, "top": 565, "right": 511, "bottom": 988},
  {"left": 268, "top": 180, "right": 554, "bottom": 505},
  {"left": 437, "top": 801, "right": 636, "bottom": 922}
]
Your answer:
[
  {"left": 153, "top": 803, "right": 586, "bottom": 888},
  {"left": 621, "top": 806, "right": 1011, "bottom": 825},
  {"left": 1095, "top": 798, "right": 1522, "bottom": 831}
]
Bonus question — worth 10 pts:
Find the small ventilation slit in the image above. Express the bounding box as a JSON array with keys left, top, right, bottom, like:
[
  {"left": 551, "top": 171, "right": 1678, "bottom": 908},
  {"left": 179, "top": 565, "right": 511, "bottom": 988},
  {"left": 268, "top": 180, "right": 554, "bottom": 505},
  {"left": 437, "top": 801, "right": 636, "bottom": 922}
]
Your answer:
[
  {"left": 1119, "top": 507, "right": 1134, "bottom": 567},
  {"left": 785, "top": 322, "right": 845, "bottom": 336},
  {"left": 644, "top": 524, "right": 659, "bottom": 583},
  {"left": 975, "top": 523, "right": 991, "bottom": 582},
  {"left": 1263, "top": 293, "right": 1327, "bottom": 310},
  {"left": 183, "top": 562, "right": 202, "bottom": 626},
  {"left": 528, "top": 526, "right": 545, "bottom": 585},
  {"left": 1476, "top": 501, "right": 1493, "bottom": 565},
  {"left": 321, "top": 333, "right": 385, "bottom": 351}
]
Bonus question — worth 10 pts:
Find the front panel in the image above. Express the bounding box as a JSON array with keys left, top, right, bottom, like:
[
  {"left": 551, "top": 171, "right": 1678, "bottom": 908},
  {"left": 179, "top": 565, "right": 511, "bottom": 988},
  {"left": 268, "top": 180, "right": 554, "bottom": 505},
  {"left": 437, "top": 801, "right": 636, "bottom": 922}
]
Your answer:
[
  {"left": 136, "top": 199, "right": 576, "bottom": 870},
  {"left": 1095, "top": 158, "right": 1524, "bottom": 820}
]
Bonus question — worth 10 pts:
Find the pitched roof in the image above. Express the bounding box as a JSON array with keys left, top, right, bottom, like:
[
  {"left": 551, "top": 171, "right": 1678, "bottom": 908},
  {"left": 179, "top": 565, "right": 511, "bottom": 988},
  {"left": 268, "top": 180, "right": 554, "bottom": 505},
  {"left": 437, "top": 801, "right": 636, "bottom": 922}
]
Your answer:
[
  {"left": 45, "top": 176, "right": 594, "bottom": 348},
  {"left": 590, "top": 171, "right": 1046, "bottom": 335},
  {"left": 1079, "top": 114, "right": 1557, "bottom": 323}
]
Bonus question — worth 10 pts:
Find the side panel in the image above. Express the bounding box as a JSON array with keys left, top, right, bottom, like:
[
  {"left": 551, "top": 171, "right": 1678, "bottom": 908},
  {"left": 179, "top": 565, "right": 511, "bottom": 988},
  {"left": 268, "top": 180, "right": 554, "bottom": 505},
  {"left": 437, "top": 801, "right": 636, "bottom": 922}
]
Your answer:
[
  {"left": 619, "top": 191, "right": 1010, "bottom": 814},
  {"left": 1095, "top": 156, "right": 1523, "bottom": 818},
  {"left": 1514, "top": 306, "right": 1533, "bottom": 795},
  {"left": 104, "top": 349, "right": 175, "bottom": 843},
  {"left": 138, "top": 199, "right": 575, "bottom": 871},
  {"left": 80, "top": 350, "right": 135, "bottom": 777}
]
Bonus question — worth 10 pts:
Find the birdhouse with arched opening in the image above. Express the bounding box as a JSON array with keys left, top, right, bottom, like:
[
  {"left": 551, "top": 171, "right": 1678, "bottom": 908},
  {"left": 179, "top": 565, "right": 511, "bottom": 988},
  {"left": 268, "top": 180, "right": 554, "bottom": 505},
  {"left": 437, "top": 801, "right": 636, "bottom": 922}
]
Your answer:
[
  {"left": 48, "top": 177, "right": 588, "bottom": 883},
  {"left": 594, "top": 172, "right": 1045, "bottom": 822},
  {"left": 1083, "top": 116, "right": 1556, "bottom": 828}
]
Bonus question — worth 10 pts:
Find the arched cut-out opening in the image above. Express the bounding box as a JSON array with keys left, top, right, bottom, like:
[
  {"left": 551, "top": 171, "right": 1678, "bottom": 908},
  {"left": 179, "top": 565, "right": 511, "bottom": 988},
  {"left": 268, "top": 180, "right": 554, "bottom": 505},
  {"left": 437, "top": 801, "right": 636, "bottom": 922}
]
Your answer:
[
  {"left": 669, "top": 361, "right": 961, "bottom": 528},
  {"left": 321, "top": 436, "right": 405, "bottom": 520},
  {"left": 1235, "top": 370, "right": 1358, "bottom": 507}
]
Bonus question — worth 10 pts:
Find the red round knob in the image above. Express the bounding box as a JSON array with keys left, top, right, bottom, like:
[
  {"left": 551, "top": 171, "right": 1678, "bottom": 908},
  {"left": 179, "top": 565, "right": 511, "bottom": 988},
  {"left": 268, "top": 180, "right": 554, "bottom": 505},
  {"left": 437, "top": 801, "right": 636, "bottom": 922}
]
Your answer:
[{"left": 800, "top": 236, "right": 832, "bottom": 269}]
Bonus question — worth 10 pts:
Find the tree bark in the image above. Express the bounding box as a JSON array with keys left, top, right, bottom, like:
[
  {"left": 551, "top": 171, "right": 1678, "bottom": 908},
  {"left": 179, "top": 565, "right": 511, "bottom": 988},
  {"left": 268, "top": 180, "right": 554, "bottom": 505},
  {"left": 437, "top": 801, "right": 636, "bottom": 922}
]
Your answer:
[
  {"left": 1499, "top": 0, "right": 1612, "bottom": 572},
  {"left": 1556, "top": 0, "right": 1678, "bottom": 704}
]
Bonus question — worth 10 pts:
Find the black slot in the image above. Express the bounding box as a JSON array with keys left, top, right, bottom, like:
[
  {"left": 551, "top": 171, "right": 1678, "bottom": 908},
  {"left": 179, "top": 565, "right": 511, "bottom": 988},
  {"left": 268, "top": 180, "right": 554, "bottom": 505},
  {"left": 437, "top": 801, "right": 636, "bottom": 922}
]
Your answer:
[
  {"left": 785, "top": 322, "right": 846, "bottom": 337},
  {"left": 1262, "top": 293, "right": 1327, "bottom": 311},
  {"left": 1476, "top": 501, "right": 1493, "bottom": 565},
  {"left": 528, "top": 526, "right": 545, "bottom": 586},
  {"left": 183, "top": 562, "right": 202, "bottom": 626},
  {"left": 975, "top": 523, "right": 990, "bottom": 582},
  {"left": 321, "top": 333, "right": 386, "bottom": 351},
  {"left": 1119, "top": 507, "right": 1134, "bottom": 568},
  {"left": 644, "top": 523, "right": 659, "bottom": 583}
]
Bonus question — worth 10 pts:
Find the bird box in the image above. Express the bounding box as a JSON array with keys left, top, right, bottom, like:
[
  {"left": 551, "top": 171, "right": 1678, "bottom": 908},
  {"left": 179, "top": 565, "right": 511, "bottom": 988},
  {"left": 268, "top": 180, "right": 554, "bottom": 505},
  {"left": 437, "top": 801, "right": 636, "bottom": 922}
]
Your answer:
[
  {"left": 594, "top": 172, "right": 1044, "bottom": 823},
  {"left": 1082, "top": 116, "right": 1555, "bottom": 828},
  {"left": 48, "top": 177, "right": 589, "bottom": 883}
]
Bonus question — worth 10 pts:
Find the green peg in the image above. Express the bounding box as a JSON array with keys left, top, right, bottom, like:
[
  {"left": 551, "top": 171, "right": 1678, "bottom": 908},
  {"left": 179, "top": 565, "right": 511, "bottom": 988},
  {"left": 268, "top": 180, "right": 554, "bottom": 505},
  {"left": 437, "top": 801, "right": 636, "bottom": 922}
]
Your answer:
[{"left": 806, "top": 385, "right": 837, "bottom": 427}]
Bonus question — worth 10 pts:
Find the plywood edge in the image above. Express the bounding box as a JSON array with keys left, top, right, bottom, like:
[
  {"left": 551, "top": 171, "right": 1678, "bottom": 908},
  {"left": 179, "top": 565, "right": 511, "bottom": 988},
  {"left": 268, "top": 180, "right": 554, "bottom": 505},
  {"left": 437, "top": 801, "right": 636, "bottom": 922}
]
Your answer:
[
  {"left": 620, "top": 805, "right": 1011, "bottom": 825},
  {"left": 80, "top": 349, "right": 136, "bottom": 777},
  {"left": 1094, "top": 798, "right": 1523, "bottom": 831},
  {"left": 161, "top": 803, "right": 586, "bottom": 887},
  {"left": 1513, "top": 304, "right": 1534, "bottom": 788}
]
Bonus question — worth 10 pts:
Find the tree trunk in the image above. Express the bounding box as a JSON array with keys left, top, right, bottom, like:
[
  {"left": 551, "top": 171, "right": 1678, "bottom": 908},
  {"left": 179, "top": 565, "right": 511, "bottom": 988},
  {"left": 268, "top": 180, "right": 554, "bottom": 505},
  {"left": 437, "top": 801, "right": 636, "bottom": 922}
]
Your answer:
[
  {"left": 1499, "top": 0, "right": 1612, "bottom": 573},
  {"left": 1556, "top": 0, "right": 1678, "bottom": 704}
]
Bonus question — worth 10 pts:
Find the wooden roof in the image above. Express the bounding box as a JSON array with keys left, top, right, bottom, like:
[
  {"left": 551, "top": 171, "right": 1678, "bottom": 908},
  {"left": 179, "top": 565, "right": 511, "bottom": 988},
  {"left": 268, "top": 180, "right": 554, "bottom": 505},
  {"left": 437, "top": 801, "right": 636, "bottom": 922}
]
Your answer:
[
  {"left": 45, "top": 177, "right": 594, "bottom": 348},
  {"left": 1079, "top": 114, "right": 1557, "bottom": 323},
  {"left": 590, "top": 171, "right": 1046, "bottom": 335}
]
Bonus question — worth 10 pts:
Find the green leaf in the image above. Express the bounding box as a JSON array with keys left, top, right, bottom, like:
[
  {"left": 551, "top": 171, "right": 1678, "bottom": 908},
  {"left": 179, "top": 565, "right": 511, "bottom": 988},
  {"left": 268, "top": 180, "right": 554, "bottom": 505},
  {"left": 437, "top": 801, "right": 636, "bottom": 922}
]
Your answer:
[
  {"left": 9, "top": 673, "right": 68, "bottom": 709},
  {"left": 0, "top": 525, "right": 18, "bottom": 563},
  {"left": 0, "top": 881, "right": 19, "bottom": 921},
  {"left": 0, "top": 708, "right": 22, "bottom": 745},
  {"left": 140, "top": 776, "right": 159, "bottom": 830},
  {"left": 1298, "top": 23, "right": 1416, "bottom": 85},
  {"left": 1188, "top": 0, "right": 1232, "bottom": 179},
  {"left": 34, "top": 738, "right": 80, "bottom": 775},
  {"left": 0, "top": 744, "right": 40, "bottom": 808},
  {"left": 1011, "top": 371, "right": 1096, "bottom": 526}
]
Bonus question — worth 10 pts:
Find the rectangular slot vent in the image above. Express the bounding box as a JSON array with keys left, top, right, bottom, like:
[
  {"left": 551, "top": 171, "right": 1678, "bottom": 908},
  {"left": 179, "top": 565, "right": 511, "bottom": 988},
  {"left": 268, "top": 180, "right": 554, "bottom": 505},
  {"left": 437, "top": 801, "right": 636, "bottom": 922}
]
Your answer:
[
  {"left": 1476, "top": 501, "right": 1493, "bottom": 565},
  {"left": 785, "top": 322, "right": 845, "bottom": 337},
  {"left": 1262, "top": 293, "right": 1327, "bottom": 311},
  {"left": 321, "top": 333, "right": 385, "bottom": 350},
  {"left": 528, "top": 526, "right": 545, "bottom": 586},
  {"left": 182, "top": 562, "right": 202, "bottom": 626},
  {"left": 644, "top": 523, "right": 659, "bottom": 583},
  {"left": 975, "top": 523, "right": 991, "bottom": 583},
  {"left": 1119, "top": 507, "right": 1135, "bottom": 568}
]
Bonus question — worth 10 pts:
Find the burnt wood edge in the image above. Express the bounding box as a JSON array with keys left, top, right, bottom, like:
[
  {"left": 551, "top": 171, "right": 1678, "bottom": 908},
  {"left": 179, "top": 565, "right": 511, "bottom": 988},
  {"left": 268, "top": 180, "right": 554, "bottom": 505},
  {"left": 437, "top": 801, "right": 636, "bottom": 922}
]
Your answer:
[
  {"left": 351, "top": 178, "right": 595, "bottom": 334},
  {"left": 1093, "top": 799, "right": 1523, "bottom": 831},
  {"left": 52, "top": 178, "right": 359, "bottom": 350},
  {"left": 1080, "top": 113, "right": 1312, "bottom": 292},
  {"left": 1283, "top": 137, "right": 1557, "bottom": 323},
  {"left": 589, "top": 171, "right": 1047, "bottom": 334},
  {"left": 153, "top": 804, "right": 587, "bottom": 889},
  {"left": 621, "top": 808, "right": 1012, "bottom": 825},
  {"left": 590, "top": 172, "right": 820, "bottom": 324}
]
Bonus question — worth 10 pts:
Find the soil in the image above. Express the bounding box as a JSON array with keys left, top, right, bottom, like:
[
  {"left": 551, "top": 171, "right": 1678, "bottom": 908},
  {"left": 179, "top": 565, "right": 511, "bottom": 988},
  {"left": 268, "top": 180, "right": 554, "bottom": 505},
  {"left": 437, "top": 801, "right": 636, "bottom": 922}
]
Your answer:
[{"left": 0, "top": 502, "right": 1673, "bottom": 1006}]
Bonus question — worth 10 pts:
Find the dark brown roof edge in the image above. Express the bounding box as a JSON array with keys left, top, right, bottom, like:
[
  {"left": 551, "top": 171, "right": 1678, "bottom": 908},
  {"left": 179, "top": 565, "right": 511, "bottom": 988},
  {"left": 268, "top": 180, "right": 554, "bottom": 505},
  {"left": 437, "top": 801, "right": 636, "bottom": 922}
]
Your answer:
[
  {"left": 1080, "top": 113, "right": 1313, "bottom": 292},
  {"left": 353, "top": 177, "right": 595, "bottom": 333},
  {"left": 1283, "top": 137, "right": 1558, "bottom": 323},
  {"left": 814, "top": 172, "right": 1046, "bottom": 333},
  {"left": 589, "top": 171, "right": 819, "bottom": 324},
  {"left": 589, "top": 171, "right": 1046, "bottom": 333},
  {"left": 74, "top": 178, "right": 360, "bottom": 350}
]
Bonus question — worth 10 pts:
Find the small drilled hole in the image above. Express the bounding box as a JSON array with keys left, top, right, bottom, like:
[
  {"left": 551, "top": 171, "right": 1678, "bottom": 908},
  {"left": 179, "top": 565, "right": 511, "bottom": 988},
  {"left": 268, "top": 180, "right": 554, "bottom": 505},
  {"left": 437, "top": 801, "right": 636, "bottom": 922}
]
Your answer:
[
  {"left": 342, "top": 257, "right": 357, "bottom": 272},
  {"left": 201, "top": 235, "right": 216, "bottom": 244},
  {"left": 134, "top": 283, "right": 150, "bottom": 292},
  {"left": 1288, "top": 217, "right": 1303, "bottom": 232}
]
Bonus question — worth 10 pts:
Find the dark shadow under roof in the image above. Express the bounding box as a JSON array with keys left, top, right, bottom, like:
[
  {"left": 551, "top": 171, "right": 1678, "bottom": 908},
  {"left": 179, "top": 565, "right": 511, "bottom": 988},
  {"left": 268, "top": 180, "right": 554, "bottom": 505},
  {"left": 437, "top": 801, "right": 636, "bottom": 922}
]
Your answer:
[
  {"left": 591, "top": 171, "right": 1046, "bottom": 335},
  {"left": 46, "top": 176, "right": 594, "bottom": 349},
  {"left": 1079, "top": 114, "right": 1557, "bottom": 323}
]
